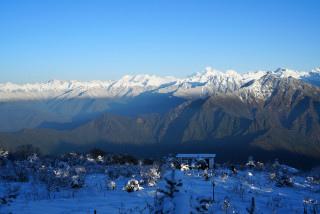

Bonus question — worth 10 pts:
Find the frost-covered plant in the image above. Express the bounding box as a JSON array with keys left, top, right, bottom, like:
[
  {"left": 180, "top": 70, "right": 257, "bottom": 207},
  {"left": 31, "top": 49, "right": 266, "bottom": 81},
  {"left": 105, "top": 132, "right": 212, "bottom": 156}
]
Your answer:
[
  {"left": 59, "top": 152, "right": 86, "bottom": 167},
  {"left": 223, "top": 196, "right": 231, "bottom": 212},
  {"left": 148, "top": 180, "right": 157, "bottom": 187},
  {"left": 272, "top": 158, "right": 281, "bottom": 169},
  {"left": 123, "top": 178, "right": 143, "bottom": 193},
  {"left": 268, "top": 159, "right": 294, "bottom": 187},
  {"left": 275, "top": 172, "right": 294, "bottom": 187},
  {"left": 86, "top": 154, "right": 96, "bottom": 164},
  {"left": 71, "top": 175, "right": 85, "bottom": 188},
  {"left": 181, "top": 163, "right": 189, "bottom": 173},
  {"left": 246, "top": 155, "right": 255, "bottom": 168},
  {"left": 149, "top": 164, "right": 161, "bottom": 180},
  {"left": 204, "top": 169, "right": 211, "bottom": 181},
  {"left": 75, "top": 167, "right": 86, "bottom": 174},
  {"left": 255, "top": 162, "right": 265, "bottom": 171},
  {"left": 308, "top": 167, "right": 320, "bottom": 185},
  {"left": 146, "top": 164, "right": 161, "bottom": 186},
  {"left": 195, "top": 158, "right": 208, "bottom": 170},
  {"left": 303, "top": 196, "right": 320, "bottom": 214},
  {"left": 190, "top": 195, "right": 213, "bottom": 213},
  {"left": 140, "top": 164, "right": 161, "bottom": 185},
  {"left": 108, "top": 181, "right": 116, "bottom": 190},
  {"left": 0, "top": 148, "right": 9, "bottom": 166},
  {"left": 35, "top": 163, "right": 86, "bottom": 199},
  {"left": 13, "top": 144, "right": 41, "bottom": 160}
]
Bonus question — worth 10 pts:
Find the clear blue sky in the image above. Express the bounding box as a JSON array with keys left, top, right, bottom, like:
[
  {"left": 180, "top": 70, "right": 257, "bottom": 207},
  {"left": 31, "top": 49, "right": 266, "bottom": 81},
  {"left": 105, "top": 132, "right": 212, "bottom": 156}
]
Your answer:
[{"left": 0, "top": 0, "right": 319, "bottom": 84}]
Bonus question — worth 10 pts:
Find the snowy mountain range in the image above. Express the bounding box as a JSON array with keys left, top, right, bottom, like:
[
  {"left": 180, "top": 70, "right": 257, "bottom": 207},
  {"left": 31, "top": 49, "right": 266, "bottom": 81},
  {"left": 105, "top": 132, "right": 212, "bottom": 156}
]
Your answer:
[
  {"left": 1, "top": 67, "right": 320, "bottom": 165},
  {"left": 1, "top": 67, "right": 320, "bottom": 101},
  {"left": 0, "top": 67, "right": 320, "bottom": 133}
]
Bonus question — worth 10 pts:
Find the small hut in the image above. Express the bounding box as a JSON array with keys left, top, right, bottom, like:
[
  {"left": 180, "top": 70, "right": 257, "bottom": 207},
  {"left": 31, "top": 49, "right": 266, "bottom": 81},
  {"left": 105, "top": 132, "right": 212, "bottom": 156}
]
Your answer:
[{"left": 176, "top": 154, "right": 216, "bottom": 169}]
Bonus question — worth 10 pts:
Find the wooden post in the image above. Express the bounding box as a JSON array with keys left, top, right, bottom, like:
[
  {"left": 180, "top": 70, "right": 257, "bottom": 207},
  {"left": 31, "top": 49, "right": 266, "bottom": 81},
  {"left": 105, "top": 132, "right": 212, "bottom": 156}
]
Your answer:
[{"left": 212, "top": 181, "right": 215, "bottom": 202}]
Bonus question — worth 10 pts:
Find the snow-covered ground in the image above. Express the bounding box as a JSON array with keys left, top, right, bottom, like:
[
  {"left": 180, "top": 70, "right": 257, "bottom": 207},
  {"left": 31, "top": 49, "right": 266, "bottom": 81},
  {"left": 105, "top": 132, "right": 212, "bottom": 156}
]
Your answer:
[
  {"left": 0, "top": 151, "right": 320, "bottom": 213},
  {"left": 1, "top": 174, "right": 156, "bottom": 214}
]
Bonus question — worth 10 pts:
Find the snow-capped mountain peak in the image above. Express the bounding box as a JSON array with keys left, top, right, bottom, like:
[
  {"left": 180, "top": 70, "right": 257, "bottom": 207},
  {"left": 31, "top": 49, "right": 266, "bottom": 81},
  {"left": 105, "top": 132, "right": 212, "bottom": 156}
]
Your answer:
[
  {"left": 186, "top": 67, "right": 240, "bottom": 83},
  {"left": 311, "top": 68, "right": 320, "bottom": 74},
  {"left": 225, "top": 69, "right": 240, "bottom": 77},
  {"left": 1, "top": 67, "right": 320, "bottom": 102},
  {"left": 273, "top": 68, "right": 309, "bottom": 79}
]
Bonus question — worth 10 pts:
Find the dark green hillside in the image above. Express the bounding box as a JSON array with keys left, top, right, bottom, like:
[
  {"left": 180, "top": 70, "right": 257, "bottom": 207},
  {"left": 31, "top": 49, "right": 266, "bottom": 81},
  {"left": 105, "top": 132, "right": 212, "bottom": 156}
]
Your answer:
[{"left": 1, "top": 75, "right": 320, "bottom": 167}]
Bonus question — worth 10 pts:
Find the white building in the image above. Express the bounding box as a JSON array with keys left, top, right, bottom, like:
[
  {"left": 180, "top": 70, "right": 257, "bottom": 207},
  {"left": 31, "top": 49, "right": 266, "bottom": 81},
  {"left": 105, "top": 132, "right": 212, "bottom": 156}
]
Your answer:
[{"left": 176, "top": 154, "right": 216, "bottom": 169}]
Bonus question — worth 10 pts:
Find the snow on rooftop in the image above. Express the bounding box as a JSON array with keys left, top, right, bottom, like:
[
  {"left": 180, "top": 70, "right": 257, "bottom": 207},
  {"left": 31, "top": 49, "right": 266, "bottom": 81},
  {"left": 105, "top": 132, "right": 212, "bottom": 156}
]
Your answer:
[{"left": 176, "top": 154, "right": 216, "bottom": 158}]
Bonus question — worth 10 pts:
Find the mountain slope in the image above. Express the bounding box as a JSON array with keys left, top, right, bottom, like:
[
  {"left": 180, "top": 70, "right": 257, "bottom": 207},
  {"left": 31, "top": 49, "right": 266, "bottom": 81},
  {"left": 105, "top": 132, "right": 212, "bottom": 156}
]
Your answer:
[
  {"left": 1, "top": 67, "right": 320, "bottom": 132},
  {"left": 1, "top": 74, "right": 320, "bottom": 168}
]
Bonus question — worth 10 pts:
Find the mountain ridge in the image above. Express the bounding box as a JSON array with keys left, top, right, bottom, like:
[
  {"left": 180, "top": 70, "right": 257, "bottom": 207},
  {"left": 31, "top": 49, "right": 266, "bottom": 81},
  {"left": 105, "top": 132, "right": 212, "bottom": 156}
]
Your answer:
[
  {"left": 1, "top": 67, "right": 320, "bottom": 101},
  {"left": 0, "top": 67, "right": 320, "bottom": 132},
  {"left": 1, "top": 73, "right": 320, "bottom": 168}
]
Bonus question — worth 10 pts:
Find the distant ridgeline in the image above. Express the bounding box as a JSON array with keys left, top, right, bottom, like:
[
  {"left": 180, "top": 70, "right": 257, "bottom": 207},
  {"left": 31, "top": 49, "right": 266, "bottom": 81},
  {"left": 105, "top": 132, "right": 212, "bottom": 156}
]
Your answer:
[{"left": 1, "top": 68, "right": 320, "bottom": 169}]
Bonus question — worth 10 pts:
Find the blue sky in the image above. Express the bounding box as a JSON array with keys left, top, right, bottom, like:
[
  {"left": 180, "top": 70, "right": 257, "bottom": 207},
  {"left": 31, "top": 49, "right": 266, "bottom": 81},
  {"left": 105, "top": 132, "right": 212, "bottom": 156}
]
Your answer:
[{"left": 0, "top": 0, "right": 319, "bottom": 84}]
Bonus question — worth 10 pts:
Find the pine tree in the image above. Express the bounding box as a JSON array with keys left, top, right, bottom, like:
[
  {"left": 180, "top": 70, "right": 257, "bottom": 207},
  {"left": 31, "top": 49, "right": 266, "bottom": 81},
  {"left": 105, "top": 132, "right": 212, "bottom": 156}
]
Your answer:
[{"left": 158, "top": 169, "right": 182, "bottom": 198}]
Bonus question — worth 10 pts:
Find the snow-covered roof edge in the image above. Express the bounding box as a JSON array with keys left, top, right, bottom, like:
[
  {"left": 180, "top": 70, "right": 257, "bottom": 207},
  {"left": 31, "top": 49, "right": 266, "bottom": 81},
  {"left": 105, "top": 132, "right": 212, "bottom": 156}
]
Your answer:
[{"left": 176, "top": 154, "right": 216, "bottom": 158}]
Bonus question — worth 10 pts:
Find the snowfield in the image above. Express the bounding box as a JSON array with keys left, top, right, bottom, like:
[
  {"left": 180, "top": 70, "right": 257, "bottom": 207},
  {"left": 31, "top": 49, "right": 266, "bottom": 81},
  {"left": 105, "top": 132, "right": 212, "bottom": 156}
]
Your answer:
[{"left": 0, "top": 150, "right": 320, "bottom": 213}]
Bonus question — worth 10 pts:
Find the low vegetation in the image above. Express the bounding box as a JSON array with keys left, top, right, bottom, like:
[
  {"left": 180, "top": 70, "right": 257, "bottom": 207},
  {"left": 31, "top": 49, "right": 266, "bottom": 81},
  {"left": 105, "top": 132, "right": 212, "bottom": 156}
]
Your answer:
[{"left": 0, "top": 146, "right": 320, "bottom": 213}]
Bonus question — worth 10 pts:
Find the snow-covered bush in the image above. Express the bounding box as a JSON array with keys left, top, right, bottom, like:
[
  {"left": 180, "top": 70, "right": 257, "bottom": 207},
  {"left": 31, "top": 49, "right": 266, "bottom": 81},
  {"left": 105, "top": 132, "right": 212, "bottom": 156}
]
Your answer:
[
  {"left": 70, "top": 175, "right": 85, "bottom": 189},
  {"left": 181, "top": 163, "right": 189, "bottom": 173},
  {"left": 123, "top": 177, "right": 143, "bottom": 193},
  {"left": 13, "top": 144, "right": 41, "bottom": 160},
  {"left": 59, "top": 152, "right": 86, "bottom": 167},
  {"left": 36, "top": 163, "right": 86, "bottom": 198},
  {"left": 275, "top": 173, "right": 294, "bottom": 187},
  {"left": 140, "top": 163, "right": 161, "bottom": 187},
  {"left": 148, "top": 180, "right": 157, "bottom": 187},
  {"left": 255, "top": 162, "right": 265, "bottom": 171},
  {"left": 0, "top": 148, "right": 9, "bottom": 166},
  {"left": 303, "top": 196, "right": 320, "bottom": 214},
  {"left": 149, "top": 164, "right": 161, "bottom": 180},
  {"left": 190, "top": 195, "right": 213, "bottom": 213},
  {"left": 194, "top": 158, "right": 208, "bottom": 170},
  {"left": 246, "top": 155, "right": 255, "bottom": 168},
  {"left": 108, "top": 181, "right": 116, "bottom": 190},
  {"left": 269, "top": 160, "right": 295, "bottom": 187},
  {"left": 308, "top": 167, "right": 320, "bottom": 185},
  {"left": 204, "top": 169, "right": 211, "bottom": 181},
  {"left": 75, "top": 167, "right": 86, "bottom": 174}
]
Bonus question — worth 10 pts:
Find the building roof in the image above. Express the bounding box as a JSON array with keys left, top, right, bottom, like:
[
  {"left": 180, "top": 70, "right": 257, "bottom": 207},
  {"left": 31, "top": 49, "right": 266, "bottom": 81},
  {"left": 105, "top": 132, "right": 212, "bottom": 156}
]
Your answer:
[{"left": 176, "top": 154, "right": 216, "bottom": 158}]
